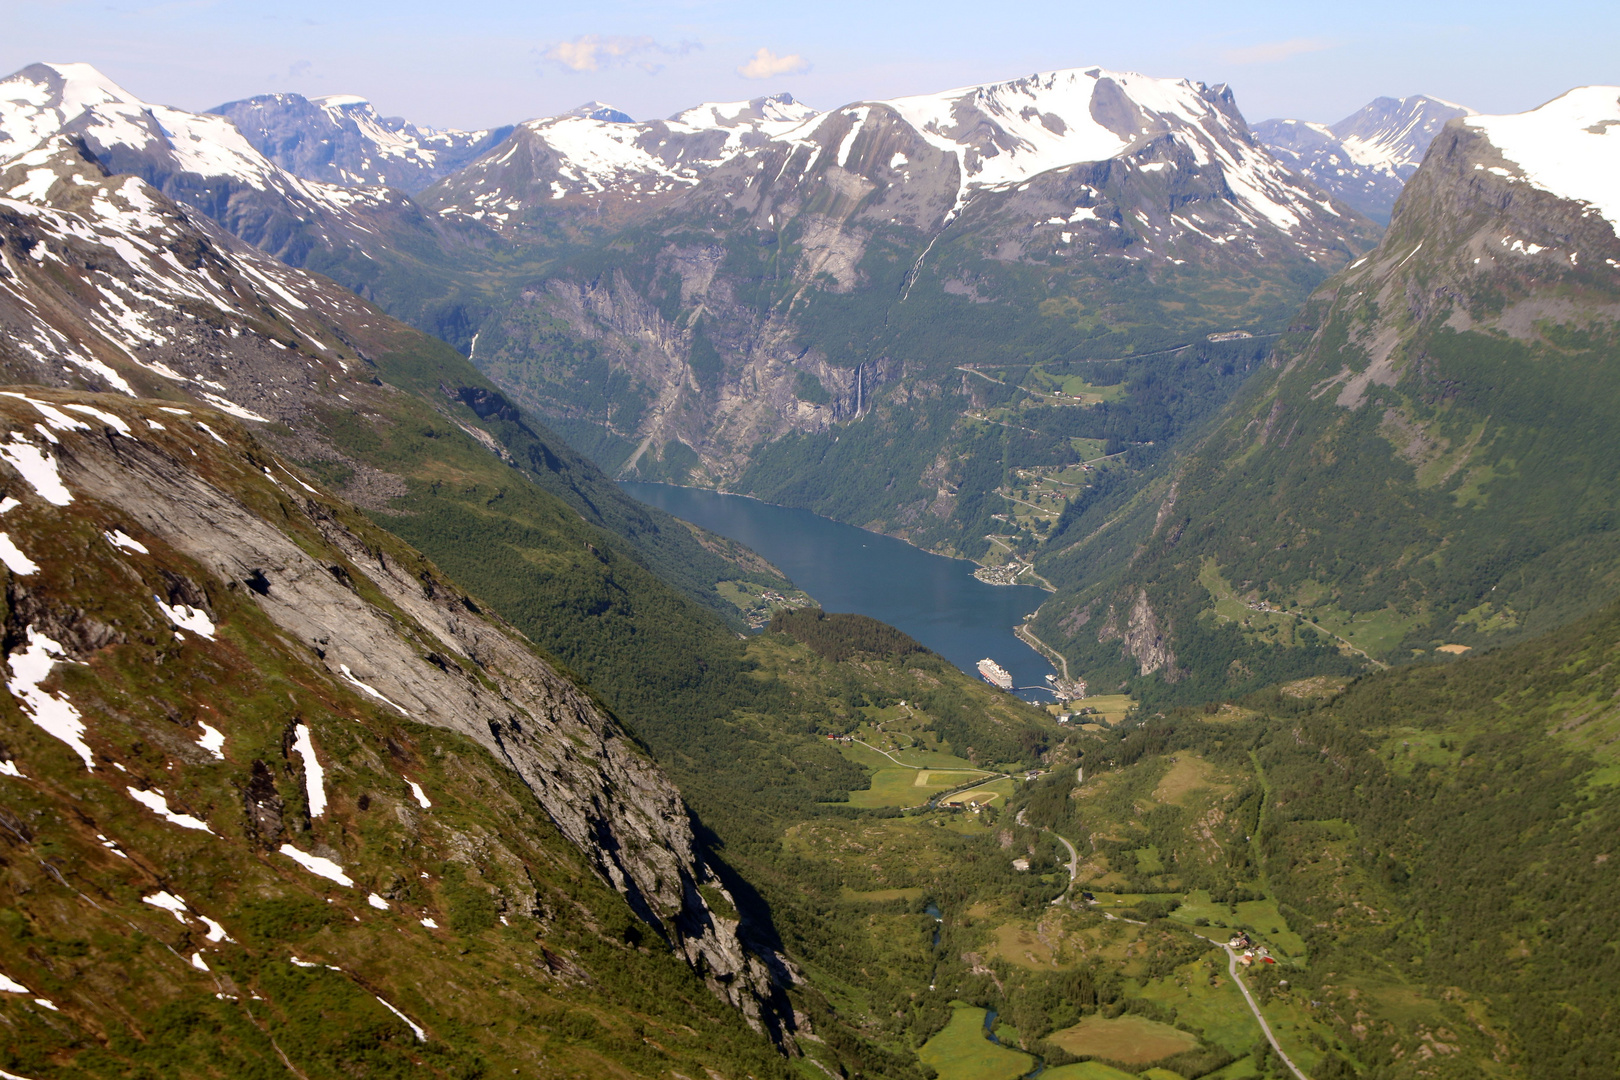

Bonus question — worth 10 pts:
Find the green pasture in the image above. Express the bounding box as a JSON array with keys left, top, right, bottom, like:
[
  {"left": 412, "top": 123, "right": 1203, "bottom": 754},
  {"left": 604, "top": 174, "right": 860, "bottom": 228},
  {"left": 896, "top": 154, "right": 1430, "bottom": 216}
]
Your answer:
[
  {"left": 1048, "top": 1014, "right": 1199, "bottom": 1065},
  {"left": 917, "top": 1004, "right": 1033, "bottom": 1080},
  {"left": 844, "top": 766, "right": 988, "bottom": 808},
  {"left": 839, "top": 886, "right": 926, "bottom": 903},
  {"left": 1137, "top": 956, "right": 1263, "bottom": 1053},
  {"left": 1040, "top": 1063, "right": 1138, "bottom": 1080}
]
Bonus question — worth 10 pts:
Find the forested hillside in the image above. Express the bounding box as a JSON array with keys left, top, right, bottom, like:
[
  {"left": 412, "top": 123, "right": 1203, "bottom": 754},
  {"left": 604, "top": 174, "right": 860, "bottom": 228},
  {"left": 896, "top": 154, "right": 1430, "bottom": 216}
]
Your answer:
[{"left": 994, "top": 594, "right": 1620, "bottom": 1079}]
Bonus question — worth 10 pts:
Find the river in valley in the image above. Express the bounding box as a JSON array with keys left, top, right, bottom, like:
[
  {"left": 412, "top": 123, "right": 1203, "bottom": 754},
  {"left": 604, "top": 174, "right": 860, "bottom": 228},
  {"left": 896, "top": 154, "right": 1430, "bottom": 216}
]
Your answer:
[{"left": 620, "top": 482, "right": 1058, "bottom": 701}]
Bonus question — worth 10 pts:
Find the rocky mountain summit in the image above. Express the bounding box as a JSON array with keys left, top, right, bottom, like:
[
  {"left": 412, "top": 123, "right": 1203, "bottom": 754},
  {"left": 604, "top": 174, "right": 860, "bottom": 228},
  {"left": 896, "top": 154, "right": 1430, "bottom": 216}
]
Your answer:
[
  {"left": 1256, "top": 94, "right": 1474, "bottom": 223},
  {"left": 0, "top": 59, "right": 506, "bottom": 316},
  {"left": 422, "top": 91, "right": 818, "bottom": 231},
  {"left": 210, "top": 92, "right": 514, "bottom": 192}
]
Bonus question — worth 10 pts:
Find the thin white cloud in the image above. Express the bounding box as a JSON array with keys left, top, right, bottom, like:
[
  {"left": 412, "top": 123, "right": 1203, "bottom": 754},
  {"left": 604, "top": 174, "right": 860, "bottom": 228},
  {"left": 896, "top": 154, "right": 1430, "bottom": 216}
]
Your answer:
[
  {"left": 543, "top": 34, "right": 698, "bottom": 73},
  {"left": 1221, "top": 37, "right": 1336, "bottom": 65},
  {"left": 738, "top": 47, "right": 810, "bottom": 81}
]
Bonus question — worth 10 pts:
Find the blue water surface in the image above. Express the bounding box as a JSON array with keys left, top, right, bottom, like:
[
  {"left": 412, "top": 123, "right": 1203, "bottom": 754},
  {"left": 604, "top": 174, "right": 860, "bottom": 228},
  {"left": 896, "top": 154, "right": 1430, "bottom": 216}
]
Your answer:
[{"left": 620, "top": 482, "right": 1057, "bottom": 701}]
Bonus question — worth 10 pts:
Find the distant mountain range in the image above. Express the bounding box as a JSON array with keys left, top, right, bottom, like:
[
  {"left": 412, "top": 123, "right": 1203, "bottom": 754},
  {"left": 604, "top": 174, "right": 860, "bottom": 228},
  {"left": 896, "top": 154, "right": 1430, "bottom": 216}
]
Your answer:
[
  {"left": 210, "top": 91, "right": 514, "bottom": 192},
  {"left": 440, "top": 66, "right": 1378, "bottom": 561},
  {"left": 1255, "top": 94, "right": 1474, "bottom": 223},
  {"left": 0, "top": 60, "right": 1388, "bottom": 566},
  {"left": 427, "top": 91, "right": 818, "bottom": 229}
]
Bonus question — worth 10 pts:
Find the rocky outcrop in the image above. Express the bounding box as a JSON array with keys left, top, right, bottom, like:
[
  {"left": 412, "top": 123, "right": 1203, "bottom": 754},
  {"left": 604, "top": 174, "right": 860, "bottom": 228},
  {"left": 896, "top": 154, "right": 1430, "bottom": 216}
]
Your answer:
[{"left": 1098, "top": 590, "right": 1179, "bottom": 678}]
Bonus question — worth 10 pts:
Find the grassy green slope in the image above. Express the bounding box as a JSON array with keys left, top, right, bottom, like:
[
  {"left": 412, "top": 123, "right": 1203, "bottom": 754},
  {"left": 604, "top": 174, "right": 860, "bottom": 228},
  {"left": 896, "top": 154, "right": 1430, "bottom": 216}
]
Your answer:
[
  {"left": 0, "top": 396, "right": 791, "bottom": 1080},
  {"left": 1112, "top": 593, "right": 1620, "bottom": 1079},
  {"left": 1246, "top": 602, "right": 1620, "bottom": 1079}
]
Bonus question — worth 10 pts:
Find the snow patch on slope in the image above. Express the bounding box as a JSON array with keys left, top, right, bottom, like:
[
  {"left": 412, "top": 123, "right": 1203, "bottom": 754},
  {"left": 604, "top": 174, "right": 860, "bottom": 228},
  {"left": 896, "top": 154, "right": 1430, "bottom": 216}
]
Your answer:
[
  {"left": 127, "top": 787, "right": 214, "bottom": 831},
  {"left": 1466, "top": 86, "right": 1620, "bottom": 230},
  {"left": 278, "top": 844, "right": 354, "bottom": 886},
  {"left": 292, "top": 723, "right": 326, "bottom": 816},
  {"left": 7, "top": 627, "right": 92, "bottom": 768}
]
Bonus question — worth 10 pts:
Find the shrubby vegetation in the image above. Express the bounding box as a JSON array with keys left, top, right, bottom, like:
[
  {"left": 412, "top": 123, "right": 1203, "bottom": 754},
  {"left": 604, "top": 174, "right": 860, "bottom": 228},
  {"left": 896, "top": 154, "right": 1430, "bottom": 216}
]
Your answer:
[{"left": 768, "top": 608, "right": 926, "bottom": 662}]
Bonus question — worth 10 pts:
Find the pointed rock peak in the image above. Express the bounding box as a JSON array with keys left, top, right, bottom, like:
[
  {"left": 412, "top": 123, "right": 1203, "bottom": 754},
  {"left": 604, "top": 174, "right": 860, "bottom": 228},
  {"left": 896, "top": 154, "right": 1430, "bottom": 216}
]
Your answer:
[
  {"left": 1331, "top": 93, "right": 1474, "bottom": 138},
  {"left": 567, "top": 101, "right": 632, "bottom": 123},
  {"left": 754, "top": 92, "right": 816, "bottom": 122}
]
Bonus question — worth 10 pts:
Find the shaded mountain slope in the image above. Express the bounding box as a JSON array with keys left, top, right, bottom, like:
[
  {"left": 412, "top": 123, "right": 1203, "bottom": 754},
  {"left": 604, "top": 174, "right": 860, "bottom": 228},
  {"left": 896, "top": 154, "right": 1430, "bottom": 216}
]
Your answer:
[{"left": 0, "top": 131, "right": 797, "bottom": 631}]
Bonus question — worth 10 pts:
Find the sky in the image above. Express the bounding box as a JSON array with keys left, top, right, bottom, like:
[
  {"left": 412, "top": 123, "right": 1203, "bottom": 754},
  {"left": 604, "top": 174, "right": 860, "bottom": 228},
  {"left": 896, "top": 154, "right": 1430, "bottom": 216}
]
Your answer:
[{"left": 4, "top": 0, "right": 1617, "bottom": 131}]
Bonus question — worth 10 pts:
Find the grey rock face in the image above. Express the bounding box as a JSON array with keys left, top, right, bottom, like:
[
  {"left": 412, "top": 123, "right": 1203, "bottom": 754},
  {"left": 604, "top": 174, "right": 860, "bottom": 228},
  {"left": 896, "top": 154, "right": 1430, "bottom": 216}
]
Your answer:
[{"left": 1257, "top": 95, "right": 1473, "bottom": 224}]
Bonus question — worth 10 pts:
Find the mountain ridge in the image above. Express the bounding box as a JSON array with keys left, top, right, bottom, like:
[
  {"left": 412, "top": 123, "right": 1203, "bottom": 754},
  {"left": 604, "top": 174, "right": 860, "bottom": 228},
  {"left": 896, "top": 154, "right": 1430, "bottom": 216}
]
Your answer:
[{"left": 209, "top": 91, "right": 515, "bottom": 193}]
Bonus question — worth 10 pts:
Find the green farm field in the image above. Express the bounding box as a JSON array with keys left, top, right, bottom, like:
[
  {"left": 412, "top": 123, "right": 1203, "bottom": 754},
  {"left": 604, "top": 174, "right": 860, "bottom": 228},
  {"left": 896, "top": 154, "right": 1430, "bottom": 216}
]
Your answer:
[
  {"left": 1040, "top": 1063, "right": 1138, "bottom": 1080},
  {"left": 918, "top": 1004, "right": 1034, "bottom": 1080},
  {"left": 845, "top": 767, "right": 986, "bottom": 807},
  {"left": 1047, "top": 1014, "right": 1198, "bottom": 1063}
]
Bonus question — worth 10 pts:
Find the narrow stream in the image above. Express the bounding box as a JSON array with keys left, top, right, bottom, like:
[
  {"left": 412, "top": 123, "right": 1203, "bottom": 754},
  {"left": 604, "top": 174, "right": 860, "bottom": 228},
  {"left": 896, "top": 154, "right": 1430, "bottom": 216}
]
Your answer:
[{"left": 982, "top": 1008, "right": 1046, "bottom": 1078}]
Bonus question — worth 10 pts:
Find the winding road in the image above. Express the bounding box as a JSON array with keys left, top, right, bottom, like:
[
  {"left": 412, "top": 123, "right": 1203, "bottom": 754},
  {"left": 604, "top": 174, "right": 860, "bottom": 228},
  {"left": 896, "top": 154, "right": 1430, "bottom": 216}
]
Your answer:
[
  {"left": 1046, "top": 829, "right": 1080, "bottom": 905},
  {"left": 1070, "top": 909, "right": 1310, "bottom": 1079},
  {"left": 1193, "top": 932, "right": 1311, "bottom": 1080},
  {"left": 850, "top": 738, "right": 933, "bottom": 768}
]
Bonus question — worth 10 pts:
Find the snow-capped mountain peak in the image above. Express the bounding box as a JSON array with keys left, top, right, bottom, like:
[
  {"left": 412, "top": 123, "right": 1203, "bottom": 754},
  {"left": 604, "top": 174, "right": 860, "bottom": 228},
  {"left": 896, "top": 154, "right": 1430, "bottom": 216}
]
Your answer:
[
  {"left": 669, "top": 92, "right": 818, "bottom": 130},
  {"left": 0, "top": 60, "right": 421, "bottom": 283},
  {"left": 427, "top": 92, "right": 820, "bottom": 225},
  {"left": 1465, "top": 86, "right": 1620, "bottom": 230},
  {"left": 568, "top": 101, "right": 633, "bottom": 123},
  {"left": 0, "top": 62, "right": 139, "bottom": 150},
  {"left": 313, "top": 93, "right": 370, "bottom": 111},
  {"left": 1255, "top": 94, "right": 1473, "bottom": 222},
  {"left": 870, "top": 67, "right": 1246, "bottom": 192},
  {"left": 0, "top": 61, "right": 289, "bottom": 193},
  {"left": 1334, "top": 94, "right": 1477, "bottom": 173},
  {"left": 746, "top": 66, "right": 1339, "bottom": 242}
]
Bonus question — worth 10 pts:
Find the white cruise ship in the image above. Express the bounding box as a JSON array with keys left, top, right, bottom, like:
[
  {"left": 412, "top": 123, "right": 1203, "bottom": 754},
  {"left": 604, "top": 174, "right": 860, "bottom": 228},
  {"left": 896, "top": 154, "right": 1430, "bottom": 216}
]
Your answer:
[{"left": 976, "top": 658, "right": 1013, "bottom": 690}]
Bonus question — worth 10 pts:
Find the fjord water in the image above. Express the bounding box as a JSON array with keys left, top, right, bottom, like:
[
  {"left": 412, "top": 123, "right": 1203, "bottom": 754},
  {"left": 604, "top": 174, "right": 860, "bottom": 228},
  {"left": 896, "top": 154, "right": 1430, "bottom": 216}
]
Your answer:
[{"left": 621, "top": 483, "right": 1057, "bottom": 699}]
